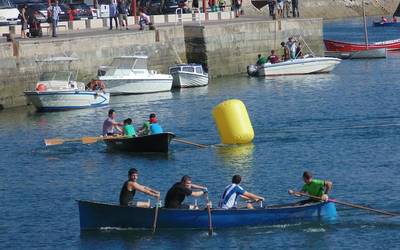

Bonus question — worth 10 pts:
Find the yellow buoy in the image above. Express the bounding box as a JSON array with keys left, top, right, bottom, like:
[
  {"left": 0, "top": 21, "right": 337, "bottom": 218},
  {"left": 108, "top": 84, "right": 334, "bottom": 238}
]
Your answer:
[{"left": 212, "top": 99, "right": 254, "bottom": 144}]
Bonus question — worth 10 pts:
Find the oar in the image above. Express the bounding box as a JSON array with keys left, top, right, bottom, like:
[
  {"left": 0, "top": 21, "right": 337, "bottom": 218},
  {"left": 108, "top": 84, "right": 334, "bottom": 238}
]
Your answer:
[
  {"left": 172, "top": 138, "right": 208, "bottom": 148},
  {"left": 204, "top": 193, "right": 213, "bottom": 236},
  {"left": 152, "top": 196, "right": 160, "bottom": 234},
  {"left": 289, "top": 190, "right": 399, "bottom": 217},
  {"left": 44, "top": 137, "right": 85, "bottom": 146}
]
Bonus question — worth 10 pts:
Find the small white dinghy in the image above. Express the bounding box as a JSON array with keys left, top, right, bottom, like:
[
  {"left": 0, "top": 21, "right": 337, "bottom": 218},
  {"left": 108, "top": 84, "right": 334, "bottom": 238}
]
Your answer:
[
  {"left": 24, "top": 57, "right": 110, "bottom": 111},
  {"left": 247, "top": 56, "right": 341, "bottom": 77},
  {"left": 169, "top": 64, "right": 209, "bottom": 88}
]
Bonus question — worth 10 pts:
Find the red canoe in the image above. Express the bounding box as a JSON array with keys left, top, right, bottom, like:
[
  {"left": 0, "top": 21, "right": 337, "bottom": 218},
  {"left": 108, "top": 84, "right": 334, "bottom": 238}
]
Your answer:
[{"left": 324, "top": 39, "right": 400, "bottom": 52}]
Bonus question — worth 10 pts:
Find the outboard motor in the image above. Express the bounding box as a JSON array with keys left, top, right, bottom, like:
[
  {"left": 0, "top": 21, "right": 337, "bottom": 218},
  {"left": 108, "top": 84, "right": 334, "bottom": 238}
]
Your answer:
[{"left": 247, "top": 64, "right": 258, "bottom": 77}]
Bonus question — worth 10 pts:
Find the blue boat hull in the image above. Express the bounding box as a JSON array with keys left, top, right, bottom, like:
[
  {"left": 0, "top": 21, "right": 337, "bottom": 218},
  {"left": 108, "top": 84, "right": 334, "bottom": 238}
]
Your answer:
[
  {"left": 373, "top": 21, "right": 400, "bottom": 27},
  {"left": 78, "top": 200, "right": 337, "bottom": 230}
]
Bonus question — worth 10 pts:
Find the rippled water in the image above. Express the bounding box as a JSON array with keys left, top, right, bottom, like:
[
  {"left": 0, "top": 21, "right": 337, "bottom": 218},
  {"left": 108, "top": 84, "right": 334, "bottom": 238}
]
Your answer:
[{"left": 1, "top": 19, "right": 400, "bottom": 249}]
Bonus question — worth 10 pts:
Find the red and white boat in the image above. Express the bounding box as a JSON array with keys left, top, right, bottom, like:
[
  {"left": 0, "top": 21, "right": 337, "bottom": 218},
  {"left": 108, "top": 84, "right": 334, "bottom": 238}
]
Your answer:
[{"left": 324, "top": 39, "right": 400, "bottom": 52}]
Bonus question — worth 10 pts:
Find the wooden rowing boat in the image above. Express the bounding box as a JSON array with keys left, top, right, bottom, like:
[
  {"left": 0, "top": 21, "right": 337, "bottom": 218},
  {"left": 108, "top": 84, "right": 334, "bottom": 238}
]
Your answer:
[
  {"left": 104, "top": 132, "right": 175, "bottom": 153},
  {"left": 78, "top": 200, "right": 337, "bottom": 230}
]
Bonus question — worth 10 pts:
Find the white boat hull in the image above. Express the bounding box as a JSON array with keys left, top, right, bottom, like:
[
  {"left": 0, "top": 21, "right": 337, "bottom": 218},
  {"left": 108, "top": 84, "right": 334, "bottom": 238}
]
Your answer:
[
  {"left": 99, "top": 77, "right": 173, "bottom": 95},
  {"left": 250, "top": 57, "right": 341, "bottom": 76},
  {"left": 24, "top": 91, "right": 110, "bottom": 111},
  {"left": 171, "top": 72, "right": 209, "bottom": 88}
]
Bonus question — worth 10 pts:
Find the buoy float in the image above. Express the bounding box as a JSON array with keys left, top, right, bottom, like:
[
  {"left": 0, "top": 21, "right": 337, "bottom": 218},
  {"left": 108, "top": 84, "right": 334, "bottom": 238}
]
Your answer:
[
  {"left": 36, "top": 83, "right": 46, "bottom": 92},
  {"left": 212, "top": 99, "right": 254, "bottom": 144}
]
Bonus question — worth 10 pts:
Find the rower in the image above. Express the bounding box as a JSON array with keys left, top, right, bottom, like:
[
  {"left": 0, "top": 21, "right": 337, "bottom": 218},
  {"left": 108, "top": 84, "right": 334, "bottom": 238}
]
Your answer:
[
  {"left": 102, "top": 109, "right": 123, "bottom": 136},
  {"left": 219, "top": 174, "right": 264, "bottom": 209},
  {"left": 139, "top": 113, "right": 163, "bottom": 135},
  {"left": 122, "top": 118, "right": 137, "bottom": 137},
  {"left": 119, "top": 168, "right": 160, "bottom": 207},
  {"left": 288, "top": 171, "right": 333, "bottom": 202},
  {"left": 164, "top": 175, "right": 208, "bottom": 209}
]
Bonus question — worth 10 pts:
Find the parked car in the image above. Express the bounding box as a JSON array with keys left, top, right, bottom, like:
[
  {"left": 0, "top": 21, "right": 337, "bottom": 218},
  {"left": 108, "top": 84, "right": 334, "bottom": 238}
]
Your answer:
[
  {"left": 68, "top": 3, "right": 93, "bottom": 20},
  {"left": 145, "top": 0, "right": 162, "bottom": 15},
  {"left": 0, "top": 0, "right": 20, "bottom": 25},
  {"left": 162, "top": 0, "right": 179, "bottom": 14},
  {"left": 26, "top": 2, "right": 48, "bottom": 19}
]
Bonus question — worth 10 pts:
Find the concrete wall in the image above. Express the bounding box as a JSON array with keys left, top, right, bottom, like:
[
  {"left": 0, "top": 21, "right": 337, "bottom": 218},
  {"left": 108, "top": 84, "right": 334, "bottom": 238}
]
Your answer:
[
  {"left": 0, "top": 26, "right": 187, "bottom": 109},
  {"left": 185, "top": 18, "right": 323, "bottom": 78},
  {"left": 243, "top": 0, "right": 400, "bottom": 19}
]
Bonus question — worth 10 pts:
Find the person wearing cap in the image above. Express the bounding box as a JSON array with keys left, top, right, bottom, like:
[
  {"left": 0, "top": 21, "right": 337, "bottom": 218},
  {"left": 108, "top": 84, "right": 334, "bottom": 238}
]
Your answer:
[
  {"left": 103, "top": 109, "right": 123, "bottom": 136},
  {"left": 119, "top": 168, "right": 160, "bottom": 207},
  {"left": 164, "top": 175, "right": 208, "bottom": 209},
  {"left": 288, "top": 171, "right": 333, "bottom": 202},
  {"left": 219, "top": 175, "right": 265, "bottom": 209}
]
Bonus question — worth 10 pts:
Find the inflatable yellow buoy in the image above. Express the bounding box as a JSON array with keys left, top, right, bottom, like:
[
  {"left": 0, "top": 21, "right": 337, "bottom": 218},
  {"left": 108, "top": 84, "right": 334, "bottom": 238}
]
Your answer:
[{"left": 212, "top": 99, "right": 254, "bottom": 144}]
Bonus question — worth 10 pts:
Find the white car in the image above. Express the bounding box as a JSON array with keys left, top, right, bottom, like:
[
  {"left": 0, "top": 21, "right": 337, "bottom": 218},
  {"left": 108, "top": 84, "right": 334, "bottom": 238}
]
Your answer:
[{"left": 0, "top": 0, "right": 19, "bottom": 26}]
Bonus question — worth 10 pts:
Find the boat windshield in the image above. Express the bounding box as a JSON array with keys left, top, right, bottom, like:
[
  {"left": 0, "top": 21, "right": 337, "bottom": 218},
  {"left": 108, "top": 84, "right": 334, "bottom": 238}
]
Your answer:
[
  {"left": 182, "top": 66, "right": 194, "bottom": 72},
  {"left": 39, "top": 71, "right": 74, "bottom": 82},
  {"left": 195, "top": 67, "right": 203, "bottom": 74},
  {"left": 110, "top": 57, "right": 148, "bottom": 70}
]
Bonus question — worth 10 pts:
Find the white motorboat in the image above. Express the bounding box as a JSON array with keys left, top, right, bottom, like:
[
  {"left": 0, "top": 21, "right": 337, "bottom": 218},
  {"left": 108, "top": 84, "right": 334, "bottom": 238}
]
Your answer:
[
  {"left": 169, "top": 64, "right": 209, "bottom": 88},
  {"left": 98, "top": 55, "right": 173, "bottom": 95},
  {"left": 247, "top": 56, "right": 341, "bottom": 77},
  {"left": 24, "top": 57, "right": 110, "bottom": 111}
]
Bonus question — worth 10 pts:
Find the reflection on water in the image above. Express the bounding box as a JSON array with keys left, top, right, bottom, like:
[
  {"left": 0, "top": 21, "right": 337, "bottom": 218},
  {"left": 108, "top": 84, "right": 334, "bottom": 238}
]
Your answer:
[{"left": 215, "top": 143, "right": 255, "bottom": 169}]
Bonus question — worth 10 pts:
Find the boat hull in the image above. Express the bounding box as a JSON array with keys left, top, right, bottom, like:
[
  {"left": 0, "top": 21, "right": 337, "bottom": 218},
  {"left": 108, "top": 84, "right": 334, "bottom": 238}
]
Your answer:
[
  {"left": 171, "top": 72, "right": 209, "bottom": 88},
  {"left": 24, "top": 91, "right": 110, "bottom": 111},
  {"left": 78, "top": 200, "right": 337, "bottom": 230},
  {"left": 324, "top": 39, "right": 400, "bottom": 52},
  {"left": 373, "top": 21, "right": 400, "bottom": 27},
  {"left": 325, "top": 48, "right": 387, "bottom": 59},
  {"left": 99, "top": 77, "right": 173, "bottom": 95},
  {"left": 104, "top": 132, "right": 175, "bottom": 153},
  {"left": 249, "top": 57, "right": 341, "bottom": 76}
]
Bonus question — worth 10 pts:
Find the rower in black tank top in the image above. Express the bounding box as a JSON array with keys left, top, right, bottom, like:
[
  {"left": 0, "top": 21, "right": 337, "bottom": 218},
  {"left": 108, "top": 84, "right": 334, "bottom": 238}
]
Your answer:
[{"left": 119, "top": 181, "right": 136, "bottom": 206}]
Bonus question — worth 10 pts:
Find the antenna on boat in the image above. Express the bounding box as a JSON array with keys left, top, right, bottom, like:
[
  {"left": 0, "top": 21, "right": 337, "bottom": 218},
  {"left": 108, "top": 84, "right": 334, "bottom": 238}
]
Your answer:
[{"left": 362, "top": 0, "right": 369, "bottom": 49}]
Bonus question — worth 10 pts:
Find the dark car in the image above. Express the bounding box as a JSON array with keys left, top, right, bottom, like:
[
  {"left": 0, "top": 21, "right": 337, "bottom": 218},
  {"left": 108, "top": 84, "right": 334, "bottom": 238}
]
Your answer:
[
  {"left": 162, "top": 0, "right": 179, "bottom": 14},
  {"left": 26, "top": 2, "right": 48, "bottom": 20},
  {"left": 145, "top": 0, "right": 162, "bottom": 15},
  {"left": 68, "top": 3, "right": 93, "bottom": 20}
]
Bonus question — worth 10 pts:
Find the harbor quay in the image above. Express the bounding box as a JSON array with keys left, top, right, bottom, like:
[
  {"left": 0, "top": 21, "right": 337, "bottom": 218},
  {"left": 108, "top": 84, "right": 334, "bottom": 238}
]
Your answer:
[{"left": 0, "top": 16, "right": 323, "bottom": 109}]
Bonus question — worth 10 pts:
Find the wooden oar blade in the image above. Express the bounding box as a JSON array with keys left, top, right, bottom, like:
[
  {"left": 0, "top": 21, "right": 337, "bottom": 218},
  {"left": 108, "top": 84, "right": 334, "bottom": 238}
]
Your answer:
[
  {"left": 173, "top": 138, "right": 208, "bottom": 148},
  {"left": 44, "top": 138, "right": 65, "bottom": 146},
  {"left": 82, "top": 137, "right": 100, "bottom": 144}
]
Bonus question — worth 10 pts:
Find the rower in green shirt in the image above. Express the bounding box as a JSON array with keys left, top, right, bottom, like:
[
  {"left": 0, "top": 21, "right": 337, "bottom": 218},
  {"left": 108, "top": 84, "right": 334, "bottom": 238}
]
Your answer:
[
  {"left": 256, "top": 54, "right": 267, "bottom": 65},
  {"left": 123, "top": 118, "right": 137, "bottom": 138},
  {"left": 289, "top": 171, "right": 333, "bottom": 202}
]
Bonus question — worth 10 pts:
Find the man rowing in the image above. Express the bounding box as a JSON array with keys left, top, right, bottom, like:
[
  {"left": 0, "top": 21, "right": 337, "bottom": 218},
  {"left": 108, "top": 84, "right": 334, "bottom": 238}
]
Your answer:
[
  {"left": 102, "top": 109, "right": 123, "bottom": 136},
  {"left": 164, "top": 175, "right": 208, "bottom": 209},
  {"left": 119, "top": 168, "right": 160, "bottom": 207},
  {"left": 219, "top": 174, "right": 265, "bottom": 209},
  {"left": 288, "top": 171, "right": 333, "bottom": 202}
]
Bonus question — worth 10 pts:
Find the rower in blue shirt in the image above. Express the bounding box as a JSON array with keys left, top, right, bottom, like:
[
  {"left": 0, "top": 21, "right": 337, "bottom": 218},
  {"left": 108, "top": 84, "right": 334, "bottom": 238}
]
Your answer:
[
  {"left": 219, "top": 175, "right": 265, "bottom": 209},
  {"left": 149, "top": 113, "right": 163, "bottom": 134}
]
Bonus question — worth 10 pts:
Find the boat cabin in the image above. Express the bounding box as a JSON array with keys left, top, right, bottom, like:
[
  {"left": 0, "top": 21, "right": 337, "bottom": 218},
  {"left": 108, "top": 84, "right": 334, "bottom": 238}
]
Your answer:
[
  {"left": 100, "top": 56, "right": 150, "bottom": 76},
  {"left": 36, "top": 71, "right": 83, "bottom": 91},
  {"left": 169, "top": 64, "right": 205, "bottom": 75}
]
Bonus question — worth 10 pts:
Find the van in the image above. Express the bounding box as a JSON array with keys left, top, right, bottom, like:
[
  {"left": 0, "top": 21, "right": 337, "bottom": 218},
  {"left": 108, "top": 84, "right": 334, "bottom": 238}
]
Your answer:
[{"left": 0, "top": 0, "right": 19, "bottom": 26}]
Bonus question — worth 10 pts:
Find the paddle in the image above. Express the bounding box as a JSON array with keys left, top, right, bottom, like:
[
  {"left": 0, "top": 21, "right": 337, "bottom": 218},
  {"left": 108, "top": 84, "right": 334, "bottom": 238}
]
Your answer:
[
  {"left": 45, "top": 135, "right": 127, "bottom": 146},
  {"left": 288, "top": 190, "right": 399, "bottom": 217},
  {"left": 45, "top": 137, "right": 86, "bottom": 146},
  {"left": 172, "top": 138, "right": 208, "bottom": 148},
  {"left": 152, "top": 196, "right": 160, "bottom": 234},
  {"left": 205, "top": 193, "right": 213, "bottom": 236}
]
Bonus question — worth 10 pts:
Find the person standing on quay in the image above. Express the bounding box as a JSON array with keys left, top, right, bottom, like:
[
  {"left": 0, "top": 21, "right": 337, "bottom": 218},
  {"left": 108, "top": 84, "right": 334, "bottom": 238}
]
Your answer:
[
  {"left": 117, "top": 0, "right": 128, "bottom": 30},
  {"left": 292, "top": 0, "right": 299, "bottom": 18},
  {"left": 48, "top": 0, "right": 62, "bottom": 37},
  {"left": 109, "top": 0, "right": 119, "bottom": 30}
]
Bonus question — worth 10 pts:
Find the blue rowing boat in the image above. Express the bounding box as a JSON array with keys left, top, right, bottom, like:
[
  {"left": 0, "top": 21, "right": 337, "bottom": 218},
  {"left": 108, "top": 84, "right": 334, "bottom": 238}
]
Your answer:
[
  {"left": 78, "top": 200, "right": 337, "bottom": 230},
  {"left": 373, "top": 21, "right": 400, "bottom": 27}
]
